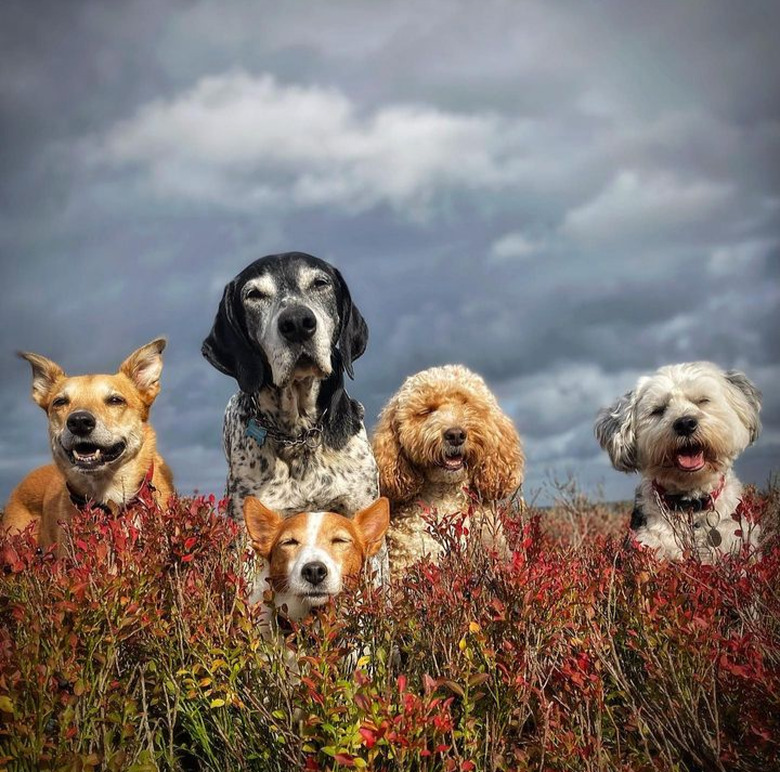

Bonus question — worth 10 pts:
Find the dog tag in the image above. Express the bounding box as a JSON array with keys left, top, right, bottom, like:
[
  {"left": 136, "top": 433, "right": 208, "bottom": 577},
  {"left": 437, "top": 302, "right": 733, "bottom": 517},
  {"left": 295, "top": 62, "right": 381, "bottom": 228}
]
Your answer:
[
  {"left": 245, "top": 418, "right": 268, "bottom": 447},
  {"left": 707, "top": 528, "right": 722, "bottom": 548}
]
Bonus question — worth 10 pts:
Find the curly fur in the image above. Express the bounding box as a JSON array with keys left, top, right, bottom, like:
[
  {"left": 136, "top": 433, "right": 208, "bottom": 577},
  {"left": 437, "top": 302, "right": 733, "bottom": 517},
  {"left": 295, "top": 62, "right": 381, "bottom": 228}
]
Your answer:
[{"left": 373, "top": 365, "right": 524, "bottom": 574}]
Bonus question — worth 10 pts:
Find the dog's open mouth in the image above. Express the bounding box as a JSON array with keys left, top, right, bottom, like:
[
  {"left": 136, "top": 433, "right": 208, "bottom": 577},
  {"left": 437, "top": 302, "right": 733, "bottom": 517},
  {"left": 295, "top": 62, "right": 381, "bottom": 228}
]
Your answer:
[
  {"left": 674, "top": 444, "right": 706, "bottom": 473},
  {"left": 439, "top": 453, "right": 466, "bottom": 472},
  {"left": 67, "top": 441, "right": 127, "bottom": 470},
  {"left": 292, "top": 353, "right": 327, "bottom": 381}
]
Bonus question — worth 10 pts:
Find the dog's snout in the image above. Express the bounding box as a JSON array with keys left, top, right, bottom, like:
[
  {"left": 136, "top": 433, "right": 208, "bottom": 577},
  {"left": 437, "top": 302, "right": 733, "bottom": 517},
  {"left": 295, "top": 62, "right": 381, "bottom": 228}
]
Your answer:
[
  {"left": 66, "top": 410, "right": 96, "bottom": 436},
  {"left": 673, "top": 416, "right": 698, "bottom": 436},
  {"left": 444, "top": 427, "right": 467, "bottom": 446},
  {"left": 301, "top": 561, "right": 328, "bottom": 586},
  {"left": 278, "top": 305, "right": 317, "bottom": 343}
]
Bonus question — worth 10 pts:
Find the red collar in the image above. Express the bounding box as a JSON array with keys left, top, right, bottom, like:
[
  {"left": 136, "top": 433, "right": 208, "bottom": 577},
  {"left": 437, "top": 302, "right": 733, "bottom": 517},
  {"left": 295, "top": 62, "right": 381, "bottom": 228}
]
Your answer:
[
  {"left": 68, "top": 462, "right": 156, "bottom": 512},
  {"left": 652, "top": 475, "right": 725, "bottom": 513}
]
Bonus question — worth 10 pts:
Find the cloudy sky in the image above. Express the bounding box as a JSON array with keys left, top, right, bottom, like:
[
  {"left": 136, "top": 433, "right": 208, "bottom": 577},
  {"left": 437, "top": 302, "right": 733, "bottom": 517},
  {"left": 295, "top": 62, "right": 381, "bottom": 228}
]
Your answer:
[{"left": 1, "top": 0, "right": 778, "bottom": 506}]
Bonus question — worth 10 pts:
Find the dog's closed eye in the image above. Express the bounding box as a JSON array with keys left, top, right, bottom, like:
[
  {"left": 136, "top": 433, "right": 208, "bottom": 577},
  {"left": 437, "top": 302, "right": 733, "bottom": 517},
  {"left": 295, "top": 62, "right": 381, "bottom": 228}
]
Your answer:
[
  {"left": 650, "top": 405, "right": 666, "bottom": 416},
  {"left": 245, "top": 288, "right": 267, "bottom": 301},
  {"left": 106, "top": 394, "right": 126, "bottom": 406},
  {"left": 51, "top": 395, "right": 69, "bottom": 408}
]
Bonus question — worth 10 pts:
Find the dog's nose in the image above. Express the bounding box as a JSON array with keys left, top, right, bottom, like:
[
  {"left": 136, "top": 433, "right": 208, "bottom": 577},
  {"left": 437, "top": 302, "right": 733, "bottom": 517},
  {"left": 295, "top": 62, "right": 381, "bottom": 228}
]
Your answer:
[
  {"left": 301, "top": 561, "right": 328, "bottom": 586},
  {"left": 444, "top": 427, "right": 467, "bottom": 446},
  {"left": 278, "top": 305, "right": 317, "bottom": 343},
  {"left": 673, "top": 416, "right": 698, "bottom": 436},
  {"left": 66, "top": 410, "right": 96, "bottom": 436}
]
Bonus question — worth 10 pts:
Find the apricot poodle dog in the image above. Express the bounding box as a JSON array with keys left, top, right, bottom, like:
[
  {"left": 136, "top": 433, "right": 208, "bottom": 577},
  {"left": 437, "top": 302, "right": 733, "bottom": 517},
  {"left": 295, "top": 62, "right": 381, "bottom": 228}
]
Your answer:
[{"left": 372, "top": 365, "right": 524, "bottom": 574}]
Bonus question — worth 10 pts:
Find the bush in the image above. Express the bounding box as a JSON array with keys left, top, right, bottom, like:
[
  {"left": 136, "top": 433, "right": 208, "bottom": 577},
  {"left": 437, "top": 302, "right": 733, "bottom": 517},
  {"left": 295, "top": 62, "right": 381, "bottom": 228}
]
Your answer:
[{"left": 1, "top": 484, "right": 778, "bottom": 771}]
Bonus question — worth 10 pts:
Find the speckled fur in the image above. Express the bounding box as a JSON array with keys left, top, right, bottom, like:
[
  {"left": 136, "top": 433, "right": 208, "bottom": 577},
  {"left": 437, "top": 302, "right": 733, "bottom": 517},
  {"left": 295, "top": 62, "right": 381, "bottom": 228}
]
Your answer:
[
  {"left": 373, "top": 365, "right": 524, "bottom": 576},
  {"left": 223, "top": 389, "right": 379, "bottom": 521},
  {"left": 203, "top": 252, "right": 387, "bottom": 582}
]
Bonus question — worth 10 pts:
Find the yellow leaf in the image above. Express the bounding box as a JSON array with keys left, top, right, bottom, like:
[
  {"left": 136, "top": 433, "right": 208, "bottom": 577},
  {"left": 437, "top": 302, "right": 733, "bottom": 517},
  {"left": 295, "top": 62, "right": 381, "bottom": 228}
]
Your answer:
[
  {"left": 468, "top": 621, "right": 481, "bottom": 634},
  {"left": 210, "top": 698, "right": 226, "bottom": 708},
  {"left": 0, "top": 696, "right": 12, "bottom": 714}
]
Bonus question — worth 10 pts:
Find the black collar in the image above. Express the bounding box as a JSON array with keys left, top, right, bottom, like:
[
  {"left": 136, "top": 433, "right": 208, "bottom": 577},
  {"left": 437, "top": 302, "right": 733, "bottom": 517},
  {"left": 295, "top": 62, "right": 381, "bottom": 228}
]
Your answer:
[{"left": 652, "top": 476, "right": 725, "bottom": 513}]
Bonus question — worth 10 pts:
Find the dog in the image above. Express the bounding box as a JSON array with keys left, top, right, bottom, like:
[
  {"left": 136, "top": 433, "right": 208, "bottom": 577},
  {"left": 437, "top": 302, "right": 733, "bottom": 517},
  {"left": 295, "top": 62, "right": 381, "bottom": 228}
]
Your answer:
[
  {"left": 3, "top": 338, "right": 173, "bottom": 548},
  {"left": 244, "top": 496, "right": 389, "bottom": 626},
  {"left": 201, "top": 252, "right": 386, "bottom": 580},
  {"left": 595, "top": 362, "right": 762, "bottom": 561},
  {"left": 372, "top": 364, "right": 524, "bottom": 575}
]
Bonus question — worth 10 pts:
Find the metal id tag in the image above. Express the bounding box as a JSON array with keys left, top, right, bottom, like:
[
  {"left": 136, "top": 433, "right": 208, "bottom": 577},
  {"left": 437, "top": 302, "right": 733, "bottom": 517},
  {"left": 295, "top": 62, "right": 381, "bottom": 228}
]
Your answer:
[{"left": 245, "top": 418, "right": 268, "bottom": 447}]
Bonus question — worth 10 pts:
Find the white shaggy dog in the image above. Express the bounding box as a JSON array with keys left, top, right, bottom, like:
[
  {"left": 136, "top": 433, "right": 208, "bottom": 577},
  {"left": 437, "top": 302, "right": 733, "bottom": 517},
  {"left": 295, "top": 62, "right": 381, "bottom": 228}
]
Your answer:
[{"left": 595, "top": 362, "right": 762, "bottom": 561}]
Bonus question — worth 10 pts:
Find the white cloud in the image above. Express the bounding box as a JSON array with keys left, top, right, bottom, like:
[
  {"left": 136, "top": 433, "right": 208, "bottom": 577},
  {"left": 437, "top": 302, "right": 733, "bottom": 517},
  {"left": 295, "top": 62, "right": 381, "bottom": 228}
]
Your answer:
[
  {"left": 92, "top": 71, "right": 519, "bottom": 215},
  {"left": 489, "top": 231, "right": 546, "bottom": 262},
  {"left": 562, "top": 169, "right": 733, "bottom": 246}
]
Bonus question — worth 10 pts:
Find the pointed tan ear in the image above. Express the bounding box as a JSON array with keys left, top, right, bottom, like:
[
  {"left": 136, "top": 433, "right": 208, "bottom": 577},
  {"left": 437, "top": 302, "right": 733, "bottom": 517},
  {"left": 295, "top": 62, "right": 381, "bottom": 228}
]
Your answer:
[
  {"left": 120, "top": 338, "right": 166, "bottom": 406},
  {"left": 243, "top": 497, "right": 283, "bottom": 558},
  {"left": 17, "top": 351, "right": 66, "bottom": 409},
  {"left": 353, "top": 497, "right": 390, "bottom": 557}
]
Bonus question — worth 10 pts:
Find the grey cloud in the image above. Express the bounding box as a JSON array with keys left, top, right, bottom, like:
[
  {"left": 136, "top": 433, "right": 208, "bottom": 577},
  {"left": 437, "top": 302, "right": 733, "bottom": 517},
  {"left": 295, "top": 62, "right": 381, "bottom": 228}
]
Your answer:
[{"left": 0, "top": 0, "right": 778, "bottom": 505}]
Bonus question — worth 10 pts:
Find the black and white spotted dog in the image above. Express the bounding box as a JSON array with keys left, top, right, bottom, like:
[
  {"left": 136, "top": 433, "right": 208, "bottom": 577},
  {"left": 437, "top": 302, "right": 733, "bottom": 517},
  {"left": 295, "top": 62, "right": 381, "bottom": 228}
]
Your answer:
[{"left": 202, "top": 252, "right": 386, "bottom": 580}]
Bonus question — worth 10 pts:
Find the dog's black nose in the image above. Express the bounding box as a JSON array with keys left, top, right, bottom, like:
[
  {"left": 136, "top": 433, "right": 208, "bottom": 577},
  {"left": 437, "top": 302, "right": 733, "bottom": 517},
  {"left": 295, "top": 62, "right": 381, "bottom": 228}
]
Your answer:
[
  {"left": 278, "top": 305, "right": 317, "bottom": 343},
  {"left": 444, "top": 427, "right": 467, "bottom": 446},
  {"left": 66, "top": 410, "right": 96, "bottom": 436},
  {"left": 301, "top": 561, "right": 328, "bottom": 586},
  {"left": 673, "top": 416, "right": 698, "bottom": 436}
]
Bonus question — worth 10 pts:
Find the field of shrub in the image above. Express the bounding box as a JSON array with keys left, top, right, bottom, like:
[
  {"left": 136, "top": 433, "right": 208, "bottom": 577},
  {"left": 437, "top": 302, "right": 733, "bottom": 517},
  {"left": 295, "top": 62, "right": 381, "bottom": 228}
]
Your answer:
[{"left": 1, "top": 481, "right": 778, "bottom": 771}]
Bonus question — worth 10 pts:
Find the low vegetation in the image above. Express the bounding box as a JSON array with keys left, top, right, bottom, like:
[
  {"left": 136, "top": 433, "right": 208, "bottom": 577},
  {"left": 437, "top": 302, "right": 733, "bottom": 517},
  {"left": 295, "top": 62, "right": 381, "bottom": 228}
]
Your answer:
[{"left": 1, "top": 481, "right": 778, "bottom": 771}]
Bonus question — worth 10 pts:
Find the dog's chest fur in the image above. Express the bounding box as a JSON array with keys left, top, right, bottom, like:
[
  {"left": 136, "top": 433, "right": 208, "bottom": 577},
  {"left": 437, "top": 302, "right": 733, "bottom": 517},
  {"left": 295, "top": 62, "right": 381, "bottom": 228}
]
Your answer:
[
  {"left": 387, "top": 481, "right": 507, "bottom": 573},
  {"left": 631, "top": 471, "right": 760, "bottom": 561},
  {"left": 223, "top": 391, "right": 379, "bottom": 521}
]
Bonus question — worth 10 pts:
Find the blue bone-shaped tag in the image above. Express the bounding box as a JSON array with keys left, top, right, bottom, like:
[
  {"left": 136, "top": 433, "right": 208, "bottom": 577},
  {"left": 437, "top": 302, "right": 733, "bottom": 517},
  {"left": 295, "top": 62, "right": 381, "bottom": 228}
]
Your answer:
[{"left": 245, "top": 418, "right": 268, "bottom": 447}]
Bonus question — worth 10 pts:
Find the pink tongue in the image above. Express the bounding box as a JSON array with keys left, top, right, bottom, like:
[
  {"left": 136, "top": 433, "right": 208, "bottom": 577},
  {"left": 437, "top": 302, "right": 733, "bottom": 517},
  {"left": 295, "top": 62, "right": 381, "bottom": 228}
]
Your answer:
[{"left": 676, "top": 451, "right": 704, "bottom": 470}]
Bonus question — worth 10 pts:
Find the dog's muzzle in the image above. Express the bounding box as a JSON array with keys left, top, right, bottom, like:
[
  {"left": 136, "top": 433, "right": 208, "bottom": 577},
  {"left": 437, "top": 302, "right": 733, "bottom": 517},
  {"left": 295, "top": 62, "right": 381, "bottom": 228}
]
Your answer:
[{"left": 440, "top": 427, "right": 467, "bottom": 471}]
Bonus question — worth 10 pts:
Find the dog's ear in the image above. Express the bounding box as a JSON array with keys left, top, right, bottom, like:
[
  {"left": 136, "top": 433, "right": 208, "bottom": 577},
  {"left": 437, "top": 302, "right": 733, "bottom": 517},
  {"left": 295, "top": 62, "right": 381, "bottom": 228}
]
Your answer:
[
  {"left": 243, "top": 497, "right": 283, "bottom": 558},
  {"left": 17, "top": 351, "right": 66, "bottom": 409},
  {"left": 120, "top": 338, "right": 166, "bottom": 407},
  {"left": 594, "top": 389, "right": 639, "bottom": 472},
  {"left": 333, "top": 267, "right": 368, "bottom": 380},
  {"left": 372, "top": 399, "right": 425, "bottom": 504},
  {"left": 724, "top": 369, "right": 762, "bottom": 444},
  {"left": 470, "top": 411, "right": 525, "bottom": 501},
  {"left": 354, "top": 497, "right": 390, "bottom": 557},
  {"left": 202, "top": 280, "right": 267, "bottom": 394}
]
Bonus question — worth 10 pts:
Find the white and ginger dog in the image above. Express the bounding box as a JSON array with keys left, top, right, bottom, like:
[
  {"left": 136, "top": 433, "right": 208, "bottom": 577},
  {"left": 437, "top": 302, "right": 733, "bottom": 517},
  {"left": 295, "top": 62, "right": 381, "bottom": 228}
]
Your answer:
[
  {"left": 595, "top": 362, "right": 762, "bottom": 561},
  {"left": 244, "top": 496, "right": 389, "bottom": 628},
  {"left": 372, "top": 365, "right": 524, "bottom": 575}
]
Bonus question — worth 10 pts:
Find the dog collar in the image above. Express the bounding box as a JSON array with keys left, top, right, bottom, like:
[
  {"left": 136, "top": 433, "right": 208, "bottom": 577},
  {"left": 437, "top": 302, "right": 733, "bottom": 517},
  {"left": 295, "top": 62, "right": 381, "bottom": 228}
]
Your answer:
[
  {"left": 652, "top": 475, "right": 726, "bottom": 513},
  {"left": 67, "top": 463, "right": 156, "bottom": 513},
  {"left": 246, "top": 395, "right": 326, "bottom": 450}
]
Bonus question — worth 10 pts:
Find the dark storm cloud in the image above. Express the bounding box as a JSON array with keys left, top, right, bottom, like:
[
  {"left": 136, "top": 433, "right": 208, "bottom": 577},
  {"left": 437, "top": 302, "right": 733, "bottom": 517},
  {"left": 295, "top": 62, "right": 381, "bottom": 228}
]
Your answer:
[{"left": 1, "top": 0, "right": 777, "bottom": 504}]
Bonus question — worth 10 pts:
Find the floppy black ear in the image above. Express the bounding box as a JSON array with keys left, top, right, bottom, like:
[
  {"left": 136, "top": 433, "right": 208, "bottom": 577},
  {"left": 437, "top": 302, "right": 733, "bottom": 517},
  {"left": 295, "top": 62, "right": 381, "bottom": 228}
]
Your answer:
[
  {"left": 333, "top": 267, "right": 368, "bottom": 379},
  {"left": 202, "top": 281, "right": 268, "bottom": 394}
]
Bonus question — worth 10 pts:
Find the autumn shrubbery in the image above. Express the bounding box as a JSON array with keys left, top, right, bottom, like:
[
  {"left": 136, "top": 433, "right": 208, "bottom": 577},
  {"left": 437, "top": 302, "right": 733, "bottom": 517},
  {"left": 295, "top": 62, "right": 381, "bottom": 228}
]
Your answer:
[{"left": 1, "top": 482, "right": 778, "bottom": 771}]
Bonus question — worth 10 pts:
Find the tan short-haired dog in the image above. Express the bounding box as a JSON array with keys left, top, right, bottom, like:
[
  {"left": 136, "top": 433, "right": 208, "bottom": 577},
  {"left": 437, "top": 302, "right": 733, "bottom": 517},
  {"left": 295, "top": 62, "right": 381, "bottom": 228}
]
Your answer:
[
  {"left": 244, "top": 496, "right": 389, "bottom": 623},
  {"left": 3, "top": 338, "right": 174, "bottom": 547}
]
